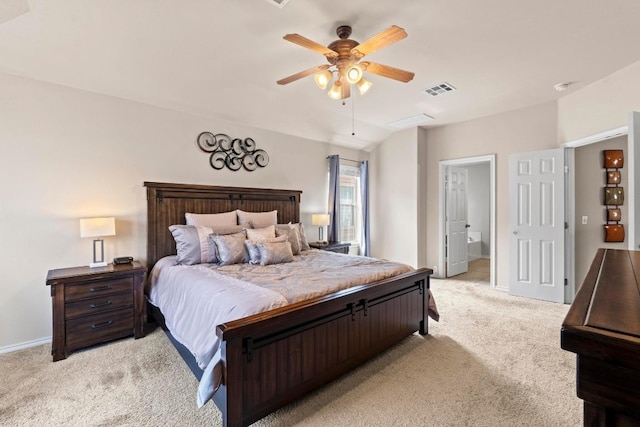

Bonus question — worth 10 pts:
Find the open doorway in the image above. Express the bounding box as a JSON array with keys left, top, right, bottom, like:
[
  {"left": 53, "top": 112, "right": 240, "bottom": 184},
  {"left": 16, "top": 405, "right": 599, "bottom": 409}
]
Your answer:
[{"left": 438, "top": 155, "right": 496, "bottom": 288}]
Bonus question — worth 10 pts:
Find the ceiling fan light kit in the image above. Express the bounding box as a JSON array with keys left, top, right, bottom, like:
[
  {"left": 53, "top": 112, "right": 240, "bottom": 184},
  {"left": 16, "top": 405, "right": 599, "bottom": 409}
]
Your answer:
[
  {"left": 356, "top": 77, "right": 372, "bottom": 95},
  {"left": 327, "top": 81, "right": 343, "bottom": 100},
  {"left": 278, "top": 24, "right": 414, "bottom": 100},
  {"left": 314, "top": 70, "right": 332, "bottom": 90}
]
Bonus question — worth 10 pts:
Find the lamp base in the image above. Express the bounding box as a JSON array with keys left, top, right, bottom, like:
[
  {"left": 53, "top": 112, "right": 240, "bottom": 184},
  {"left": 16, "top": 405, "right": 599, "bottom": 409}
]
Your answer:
[
  {"left": 89, "top": 261, "right": 108, "bottom": 268},
  {"left": 90, "top": 238, "right": 107, "bottom": 268}
]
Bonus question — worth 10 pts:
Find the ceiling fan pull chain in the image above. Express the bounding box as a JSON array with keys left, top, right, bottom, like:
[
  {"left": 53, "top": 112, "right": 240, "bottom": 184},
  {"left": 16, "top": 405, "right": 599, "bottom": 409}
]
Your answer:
[{"left": 351, "top": 96, "right": 356, "bottom": 136}]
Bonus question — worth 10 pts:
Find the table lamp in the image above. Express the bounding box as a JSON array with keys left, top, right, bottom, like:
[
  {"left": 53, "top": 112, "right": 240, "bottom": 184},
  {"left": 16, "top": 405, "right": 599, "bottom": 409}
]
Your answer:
[
  {"left": 80, "top": 217, "right": 116, "bottom": 268},
  {"left": 311, "top": 214, "right": 330, "bottom": 243}
]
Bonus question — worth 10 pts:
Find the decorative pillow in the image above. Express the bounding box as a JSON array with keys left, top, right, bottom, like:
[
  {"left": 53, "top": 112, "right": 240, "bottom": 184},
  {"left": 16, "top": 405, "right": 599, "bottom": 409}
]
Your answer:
[
  {"left": 257, "top": 241, "right": 294, "bottom": 266},
  {"left": 209, "top": 225, "right": 245, "bottom": 235},
  {"left": 246, "top": 225, "right": 276, "bottom": 242},
  {"left": 297, "top": 223, "right": 311, "bottom": 251},
  {"left": 208, "top": 232, "right": 248, "bottom": 265},
  {"left": 275, "top": 226, "right": 301, "bottom": 255},
  {"left": 169, "top": 225, "right": 216, "bottom": 265},
  {"left": 237, "top": 209, "right": 278, "bottom": 228},
  {"left": 185, "top": 211, "right": 238, "bottom": 227},
  {"left": 245, "top": 235, "right": 288, "bottom": 265},
  {"left": 281, "top": 222, "right": 310, "bottom": 251}
]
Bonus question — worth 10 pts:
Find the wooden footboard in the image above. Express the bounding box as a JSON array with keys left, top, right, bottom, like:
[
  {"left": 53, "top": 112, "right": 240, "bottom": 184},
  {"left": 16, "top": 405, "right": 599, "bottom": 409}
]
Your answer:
[{"left": 214, "top": 268, "right": 431, "bottom": 427}]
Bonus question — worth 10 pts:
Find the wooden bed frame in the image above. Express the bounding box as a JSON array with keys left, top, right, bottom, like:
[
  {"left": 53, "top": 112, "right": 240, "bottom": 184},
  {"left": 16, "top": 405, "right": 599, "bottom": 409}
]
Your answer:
[{"left": 144, "top": 181, "right": 433, "bottom": 427}]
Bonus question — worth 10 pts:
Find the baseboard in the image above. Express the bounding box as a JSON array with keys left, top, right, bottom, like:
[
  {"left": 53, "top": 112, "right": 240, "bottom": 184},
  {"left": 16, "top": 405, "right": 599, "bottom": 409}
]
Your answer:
[{"left": 0, "top": 337, "right": 51, "bottom": 355}]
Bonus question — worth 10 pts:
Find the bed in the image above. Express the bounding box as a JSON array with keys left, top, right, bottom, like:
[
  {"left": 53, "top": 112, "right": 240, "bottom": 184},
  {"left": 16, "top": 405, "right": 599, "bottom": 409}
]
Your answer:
[{"left": 144, "top": 181, "right": 435, "bottom": 427}]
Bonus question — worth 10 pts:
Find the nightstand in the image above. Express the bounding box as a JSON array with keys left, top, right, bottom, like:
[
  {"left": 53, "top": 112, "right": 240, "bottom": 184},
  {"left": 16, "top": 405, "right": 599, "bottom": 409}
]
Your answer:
[
  {"left": 309, "top": 242, "right": 351, "bottom": 254},
  {"left": 46, "top": 261, "right": 146, "bottom": 361}
]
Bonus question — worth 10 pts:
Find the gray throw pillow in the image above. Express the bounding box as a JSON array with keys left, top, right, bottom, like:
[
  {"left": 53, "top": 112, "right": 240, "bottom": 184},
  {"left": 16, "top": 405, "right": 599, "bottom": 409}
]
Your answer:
[
  {"left": 245, "top": 235, "right": 288, "bottom": 265},
  {"left": 257, "top": 241, "right": 294, "bottom": 266},
  {"left": 275, "top": 226, "right": 301, "bottom": 255},
  {"left": 209, "top": 232, "right": 248, "bottom": 265},
  {"left": 169, "top": 225, "right": 216, "bottom": 265}
]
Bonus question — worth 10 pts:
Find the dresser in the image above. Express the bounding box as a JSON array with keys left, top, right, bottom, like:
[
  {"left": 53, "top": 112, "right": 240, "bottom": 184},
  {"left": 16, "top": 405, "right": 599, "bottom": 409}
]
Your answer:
[
  {"left": 561, "top": 249, "right": 640, "bottom": 426},
  {"left": 309, "top": 241, "right": 351, "bottom": 254},
  {"left": 46, "top": 261, "right": 146, "bottom": 361}
]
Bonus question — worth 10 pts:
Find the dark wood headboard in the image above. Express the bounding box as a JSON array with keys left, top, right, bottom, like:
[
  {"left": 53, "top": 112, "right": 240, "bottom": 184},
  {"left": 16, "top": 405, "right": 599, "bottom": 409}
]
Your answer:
[{"left": 144, "top": 182, "right": 302, "bottom": 269}]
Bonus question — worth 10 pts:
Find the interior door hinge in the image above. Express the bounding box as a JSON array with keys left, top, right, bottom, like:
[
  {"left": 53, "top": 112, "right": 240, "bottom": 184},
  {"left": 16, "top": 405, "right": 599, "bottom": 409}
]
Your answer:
[
  {"left": 564, "top": 165, "right": 569, "bottom": 173},
  {"left": 564, "top": 278, "right": 568, "bottom": 287}
]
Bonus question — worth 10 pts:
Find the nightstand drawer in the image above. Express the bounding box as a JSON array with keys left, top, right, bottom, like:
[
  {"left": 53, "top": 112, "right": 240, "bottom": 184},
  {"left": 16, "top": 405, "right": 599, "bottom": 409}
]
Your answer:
[
  {"left": 65, "top": 277, "right": 133, "bottom": 302},
  {"left": 65, "top": 308, "right": 134, "bottom": 350},
  {"left": 47, "top": 261, "right": 146, "bottom": 361},
  {"left": 65, "top": 292, "right": 133, "bottom": 319}
]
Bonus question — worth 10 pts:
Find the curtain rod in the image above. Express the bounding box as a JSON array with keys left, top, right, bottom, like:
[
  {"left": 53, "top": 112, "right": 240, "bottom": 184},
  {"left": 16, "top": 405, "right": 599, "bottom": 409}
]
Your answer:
[{"left": 326, "top": 156, "right": 364, "bottom": 164}]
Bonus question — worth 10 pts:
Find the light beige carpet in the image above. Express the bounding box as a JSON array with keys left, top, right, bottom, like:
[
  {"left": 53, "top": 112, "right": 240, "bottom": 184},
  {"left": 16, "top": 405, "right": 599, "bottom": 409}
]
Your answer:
[{"left": 0, "top": 279, "right": 582, "bottom": 426}]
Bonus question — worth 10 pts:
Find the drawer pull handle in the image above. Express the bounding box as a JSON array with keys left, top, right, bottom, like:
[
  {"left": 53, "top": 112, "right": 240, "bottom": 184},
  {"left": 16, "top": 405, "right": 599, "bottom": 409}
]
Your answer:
[
  {"left": 91, "top": 320, "right": 113, "bottom": 329},
  {"left": 89, "top": 301, "right": 112, "bottom": 309},
  {"left": 89, "top": 285, "right": 113, "bottom": 293}
]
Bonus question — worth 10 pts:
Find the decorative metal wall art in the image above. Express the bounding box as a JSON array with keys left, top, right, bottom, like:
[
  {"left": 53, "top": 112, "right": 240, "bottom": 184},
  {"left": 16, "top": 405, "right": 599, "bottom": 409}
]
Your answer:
[
  {"left": 602, "top": 149, "right": 624, "bottom": 242},
  {"left": 197, "top": 131, "right": 269, "bottom": 171}
]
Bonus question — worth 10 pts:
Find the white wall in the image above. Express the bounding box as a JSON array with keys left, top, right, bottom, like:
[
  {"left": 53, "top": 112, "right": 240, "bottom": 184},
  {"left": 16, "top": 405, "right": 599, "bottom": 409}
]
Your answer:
[
  {"left": 0, "top": 72, "right": 367, "bottom": 350},
  {"left": 370, "top": 127, "right": 419, "bottom": 267},
  {"left": 558, "top": 60, "right": 640, "bottom": 143}
]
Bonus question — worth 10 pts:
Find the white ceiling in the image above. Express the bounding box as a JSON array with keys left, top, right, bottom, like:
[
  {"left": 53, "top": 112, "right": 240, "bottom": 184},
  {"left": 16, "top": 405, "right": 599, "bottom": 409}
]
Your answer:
[{"left": 2, "top": 0, "right": 640, "bottom": 150}]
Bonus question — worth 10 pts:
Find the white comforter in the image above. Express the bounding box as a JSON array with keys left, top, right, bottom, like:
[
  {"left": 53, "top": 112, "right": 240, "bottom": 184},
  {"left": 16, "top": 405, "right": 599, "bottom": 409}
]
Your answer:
[{"left": 149, "top": 256, "right": 289, "bottom": 406}]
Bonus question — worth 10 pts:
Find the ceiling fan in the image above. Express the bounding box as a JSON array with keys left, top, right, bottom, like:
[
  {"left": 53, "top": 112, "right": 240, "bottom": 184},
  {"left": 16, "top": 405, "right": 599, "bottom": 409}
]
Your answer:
[{"left": 277, "top": 25, "right": 415, "bottom": 100}]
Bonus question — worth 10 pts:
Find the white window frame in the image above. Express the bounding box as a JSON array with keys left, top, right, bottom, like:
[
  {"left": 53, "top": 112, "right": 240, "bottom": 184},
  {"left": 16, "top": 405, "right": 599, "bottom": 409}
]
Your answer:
[{"left": 339, "top": 165, "right": 362, "bottom": 245}]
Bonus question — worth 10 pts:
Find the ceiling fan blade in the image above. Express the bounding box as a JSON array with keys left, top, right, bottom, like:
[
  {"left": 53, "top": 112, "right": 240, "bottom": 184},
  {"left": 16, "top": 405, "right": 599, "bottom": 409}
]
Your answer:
[
  {"left": 360, "top": 61, "right": 414, "bottom": 83},
  {"left": 283, "top": 33, "right": 338, "bottom": 59},
  {"left": 277, "top": 64, "right": 330, "bottom": 85},
  {"left": 351, "top": 25, "right": 408, "bottom": 59}
]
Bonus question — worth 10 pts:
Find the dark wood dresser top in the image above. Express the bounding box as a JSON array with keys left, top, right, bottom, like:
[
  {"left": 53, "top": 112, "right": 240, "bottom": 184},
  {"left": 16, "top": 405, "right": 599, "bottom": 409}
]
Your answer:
[
  {"left": 563, "top": 249, "right": 640, "bottom": 343},
  {"left": 561, "top": 248, "right": 640, "bottom": 425}
]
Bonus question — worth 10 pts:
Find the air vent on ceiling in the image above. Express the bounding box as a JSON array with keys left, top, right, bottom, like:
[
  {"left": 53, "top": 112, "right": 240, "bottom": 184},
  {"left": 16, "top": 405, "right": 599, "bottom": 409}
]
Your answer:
[
  {"left": 265, "top": 0, "right": 291, "bottom": 8},
  {"left": 424, "top": 82, "right": 456, "bottom": 96},
  {"left": 387, "top": 113, "right": 435, "bottom": 129}
]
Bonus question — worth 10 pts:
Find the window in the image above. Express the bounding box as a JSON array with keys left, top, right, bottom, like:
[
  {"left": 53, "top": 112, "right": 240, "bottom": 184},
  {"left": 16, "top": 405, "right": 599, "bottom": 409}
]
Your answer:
[{"left": 339, "top": 165, "right": 361, "bottom": 244}]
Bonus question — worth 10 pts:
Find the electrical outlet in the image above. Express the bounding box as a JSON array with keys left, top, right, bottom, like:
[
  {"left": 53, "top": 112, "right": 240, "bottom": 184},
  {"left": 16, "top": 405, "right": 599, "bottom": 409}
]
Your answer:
[{"left": 432, "top": 265, "right": 438, "bottom": 274}]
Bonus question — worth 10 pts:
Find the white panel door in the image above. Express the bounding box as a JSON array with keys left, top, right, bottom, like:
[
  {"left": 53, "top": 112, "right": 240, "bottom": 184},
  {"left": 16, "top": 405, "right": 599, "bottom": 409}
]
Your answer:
[
  {"left": 509, "top": 148, "right": 565, "bottom": 303},
  {"left": 446, "top": 166, "right": 469, "bottom": 277}
]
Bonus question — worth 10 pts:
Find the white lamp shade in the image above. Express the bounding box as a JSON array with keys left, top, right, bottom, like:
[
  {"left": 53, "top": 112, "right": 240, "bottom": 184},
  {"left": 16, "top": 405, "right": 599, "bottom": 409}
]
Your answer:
[
  {"left": 80, "top": 217, "right": 116, "bottom": 238},
  {"left": 311, "top": 214, "right": 330, "bottom": 226}
]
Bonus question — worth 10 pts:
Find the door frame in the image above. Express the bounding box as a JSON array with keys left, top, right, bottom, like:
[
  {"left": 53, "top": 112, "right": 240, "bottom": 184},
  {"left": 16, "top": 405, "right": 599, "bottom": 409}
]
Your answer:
[
  {"left": 438, "top": 154, "right": 496, "bottom": 288},
  {"left": 561, "top": 119, "right": 635, "bottom": 302}
]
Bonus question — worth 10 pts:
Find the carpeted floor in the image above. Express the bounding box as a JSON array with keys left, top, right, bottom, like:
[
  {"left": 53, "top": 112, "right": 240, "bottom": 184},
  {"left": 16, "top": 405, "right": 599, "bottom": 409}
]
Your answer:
[{"left": 0, "top": 279, "right": 582, "bottom": 426}]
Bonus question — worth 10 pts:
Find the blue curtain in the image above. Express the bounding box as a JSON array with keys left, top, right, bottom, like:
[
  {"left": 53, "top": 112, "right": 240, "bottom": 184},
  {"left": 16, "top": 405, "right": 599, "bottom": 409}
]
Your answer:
[
  {"left": 359, "top": 160, "right": 370, "bottom": 256},
  {"left": 328, "top": 155, "right": 340, "bottom": 242}
]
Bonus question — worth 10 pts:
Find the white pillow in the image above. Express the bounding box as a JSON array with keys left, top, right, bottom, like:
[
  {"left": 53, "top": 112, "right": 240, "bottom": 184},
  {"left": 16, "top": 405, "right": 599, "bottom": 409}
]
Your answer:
[
  {"left": 185, "top": 210, "right": 237, "bottom": 227},
  {"left": 237, "top": 209, "right": 277, "bottom": 228}
]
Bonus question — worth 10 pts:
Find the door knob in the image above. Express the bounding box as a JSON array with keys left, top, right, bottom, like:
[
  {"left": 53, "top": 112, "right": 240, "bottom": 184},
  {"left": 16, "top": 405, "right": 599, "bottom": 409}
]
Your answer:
[{"left": 465, "top": 224, "right": 471, "bottom": 228}]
